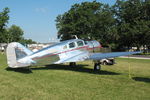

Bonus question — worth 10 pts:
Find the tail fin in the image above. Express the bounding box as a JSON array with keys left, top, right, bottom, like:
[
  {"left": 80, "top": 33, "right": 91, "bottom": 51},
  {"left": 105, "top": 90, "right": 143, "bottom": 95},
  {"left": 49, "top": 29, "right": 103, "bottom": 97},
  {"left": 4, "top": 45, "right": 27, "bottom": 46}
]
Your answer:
[{"left": 6, "top": 42, "right": 33, "bottom": 68}]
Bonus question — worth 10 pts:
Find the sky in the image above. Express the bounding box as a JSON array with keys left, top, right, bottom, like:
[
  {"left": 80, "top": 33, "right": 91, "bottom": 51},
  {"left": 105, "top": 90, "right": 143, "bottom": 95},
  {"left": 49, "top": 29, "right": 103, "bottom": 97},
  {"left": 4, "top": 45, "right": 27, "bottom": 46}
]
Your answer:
[{"left": 0, "top": 0, "right": 116, "bottom": 43}]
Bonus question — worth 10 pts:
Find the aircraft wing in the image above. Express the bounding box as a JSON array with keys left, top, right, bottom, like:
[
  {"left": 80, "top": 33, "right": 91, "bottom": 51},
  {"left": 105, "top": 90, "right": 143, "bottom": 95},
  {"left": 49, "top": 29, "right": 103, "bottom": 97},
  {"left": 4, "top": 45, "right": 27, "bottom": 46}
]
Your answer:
[{"left": 89, "top": 51, "right": 141, "bottom": 60}]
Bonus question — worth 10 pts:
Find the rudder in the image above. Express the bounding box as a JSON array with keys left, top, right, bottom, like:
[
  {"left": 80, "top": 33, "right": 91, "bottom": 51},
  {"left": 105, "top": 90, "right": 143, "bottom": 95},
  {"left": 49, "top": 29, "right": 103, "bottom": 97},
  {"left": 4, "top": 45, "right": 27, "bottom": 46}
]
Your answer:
[{"left": 6, "top": 42, "right": 33, "bottom": 68}]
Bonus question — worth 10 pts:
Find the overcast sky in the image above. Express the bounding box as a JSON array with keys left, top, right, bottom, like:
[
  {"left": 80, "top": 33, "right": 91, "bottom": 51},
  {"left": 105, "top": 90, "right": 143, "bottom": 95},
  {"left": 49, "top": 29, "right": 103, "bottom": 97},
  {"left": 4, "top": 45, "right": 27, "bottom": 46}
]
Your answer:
[{"left": 0, "top": 0, "right": 116, "bottom": 43}]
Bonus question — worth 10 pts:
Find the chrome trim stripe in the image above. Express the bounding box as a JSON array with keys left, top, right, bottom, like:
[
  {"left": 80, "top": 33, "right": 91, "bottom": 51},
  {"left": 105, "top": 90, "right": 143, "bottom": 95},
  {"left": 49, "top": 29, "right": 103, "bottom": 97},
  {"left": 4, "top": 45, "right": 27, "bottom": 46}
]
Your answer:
[{"left": 32, "top": 45, "right": 88, "bottom": 60}]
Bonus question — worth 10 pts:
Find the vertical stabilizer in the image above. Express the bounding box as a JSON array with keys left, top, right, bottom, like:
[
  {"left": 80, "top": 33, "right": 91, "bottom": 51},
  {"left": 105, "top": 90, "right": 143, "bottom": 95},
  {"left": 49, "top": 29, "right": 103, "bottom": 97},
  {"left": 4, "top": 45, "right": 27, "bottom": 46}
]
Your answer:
[{"left": 6, "top": 42, "right": 33, "bottom": 68}]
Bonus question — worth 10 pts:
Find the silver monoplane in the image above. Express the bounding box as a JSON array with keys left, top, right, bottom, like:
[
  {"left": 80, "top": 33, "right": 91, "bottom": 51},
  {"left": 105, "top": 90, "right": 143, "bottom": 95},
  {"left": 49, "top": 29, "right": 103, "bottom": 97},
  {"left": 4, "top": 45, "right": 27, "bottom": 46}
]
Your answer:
[{"left": 6, "top": 39, "right": 141, "bottom": 70}]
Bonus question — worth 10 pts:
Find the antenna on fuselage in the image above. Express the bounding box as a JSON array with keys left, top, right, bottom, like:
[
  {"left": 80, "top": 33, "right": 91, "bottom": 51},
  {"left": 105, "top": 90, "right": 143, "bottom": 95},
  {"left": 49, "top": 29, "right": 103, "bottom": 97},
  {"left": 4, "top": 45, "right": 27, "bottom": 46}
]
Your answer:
[
  {"left": 72, "top": 35, "right": 78, "bottom": 39},
  {"left": 88, "top": 36, "right": 91, "bottom": 40}
]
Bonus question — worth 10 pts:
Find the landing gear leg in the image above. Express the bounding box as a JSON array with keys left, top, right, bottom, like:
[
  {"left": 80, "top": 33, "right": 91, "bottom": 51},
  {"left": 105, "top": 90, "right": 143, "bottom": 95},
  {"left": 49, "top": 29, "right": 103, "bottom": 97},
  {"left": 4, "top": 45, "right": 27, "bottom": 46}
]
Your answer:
[
  {"left": 94, "top": 62, "right": 101, "bottom": 71},
  {"left": 27, "top": 67, "right": 32, "bottom": 72},
  {"left": 69, "top": 62, "right": 76, "bottom": 67}
]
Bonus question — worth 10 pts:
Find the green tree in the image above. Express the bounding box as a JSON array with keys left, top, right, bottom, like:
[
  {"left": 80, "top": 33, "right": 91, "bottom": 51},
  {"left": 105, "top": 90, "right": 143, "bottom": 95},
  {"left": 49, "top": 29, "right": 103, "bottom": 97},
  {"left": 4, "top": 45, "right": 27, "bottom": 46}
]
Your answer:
[
  {"left": 0, "top": 7, "right": 9, "bottom": 43},
  {"left": 56, "top": 1, "right": 116, "bottom": 46},
  {"left": 0, "top": 8, "right": 36, "bottom": 44},
  {"left": 6, "top": 25, "right": 24, "bottom": 43},
  {"left": 56, "top": 0, "right": 150, "bottom": 51},
  {"left": 20, "top": 38, "right": 36, "bottom": 45},
  {"left": 2, "top": 24, "right": 37, "bottom": 44},
  {"left": 113, "top": 0, "right": 150, "bottom": 50}
]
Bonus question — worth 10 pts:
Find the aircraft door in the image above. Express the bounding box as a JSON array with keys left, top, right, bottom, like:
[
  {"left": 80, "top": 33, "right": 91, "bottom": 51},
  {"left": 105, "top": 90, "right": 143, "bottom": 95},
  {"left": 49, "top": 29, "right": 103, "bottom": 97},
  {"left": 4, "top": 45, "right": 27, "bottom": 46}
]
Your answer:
[
  {"left": 65, "top": 42, "right": 76, "bottom": 58},
  {"left": 59, "top": 45, "right": 68, "bottom": 59}
]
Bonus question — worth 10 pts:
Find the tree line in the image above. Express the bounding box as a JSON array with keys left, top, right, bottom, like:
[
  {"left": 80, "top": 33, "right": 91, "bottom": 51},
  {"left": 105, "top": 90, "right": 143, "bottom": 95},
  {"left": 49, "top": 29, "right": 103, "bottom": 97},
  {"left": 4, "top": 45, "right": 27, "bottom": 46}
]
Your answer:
[
  {"left": 56, "top": 0, "right": 150, "bottom": 51},
  {"left": 0, "top": 8, "right": 36, "bottom": 44}
]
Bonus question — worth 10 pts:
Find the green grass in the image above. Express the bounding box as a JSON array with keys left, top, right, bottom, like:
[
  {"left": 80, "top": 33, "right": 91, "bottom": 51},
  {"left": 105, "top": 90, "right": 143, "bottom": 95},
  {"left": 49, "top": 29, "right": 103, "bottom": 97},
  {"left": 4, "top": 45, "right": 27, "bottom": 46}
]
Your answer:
[{"left": 0, "top": 53, "right": 150, "bottom": 100}]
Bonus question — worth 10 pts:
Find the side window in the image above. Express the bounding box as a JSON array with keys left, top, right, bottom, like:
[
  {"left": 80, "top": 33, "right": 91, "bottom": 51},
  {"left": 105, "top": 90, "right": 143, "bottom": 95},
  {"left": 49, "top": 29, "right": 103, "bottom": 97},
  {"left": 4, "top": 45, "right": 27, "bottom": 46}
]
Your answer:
[
  {"left": 69, "top": 42, "right": 75, "bottom": 48},
  {"left": 84, "top": 41, "right": 88, "bottom": 45},
  {"left": 63, "top": 45, "right": 67, "bottom": 49},
  {"left": 77, "top": 41, "right": 84, "bottom": 47}
]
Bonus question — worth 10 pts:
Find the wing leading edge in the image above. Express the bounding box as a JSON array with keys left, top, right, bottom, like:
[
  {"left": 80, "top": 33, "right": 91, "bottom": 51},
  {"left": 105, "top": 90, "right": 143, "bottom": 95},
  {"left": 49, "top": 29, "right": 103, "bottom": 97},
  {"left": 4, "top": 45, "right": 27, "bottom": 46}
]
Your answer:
[{"left": 89, "top": 51, "right": 141, "bottom": 60}]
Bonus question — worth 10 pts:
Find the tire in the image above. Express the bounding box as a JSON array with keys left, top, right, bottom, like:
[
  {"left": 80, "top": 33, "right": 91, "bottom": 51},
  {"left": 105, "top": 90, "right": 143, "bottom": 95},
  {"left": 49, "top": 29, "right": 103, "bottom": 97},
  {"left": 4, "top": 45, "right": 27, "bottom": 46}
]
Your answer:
[
  {"left": 103, "top": 61, "right": 108, "bottom": 65},
  {"left": 94, "top": 63, "right": 101, "bottom": 71},
  {"left": 69, "top": 62, "right": 76, "bottom": 67}
]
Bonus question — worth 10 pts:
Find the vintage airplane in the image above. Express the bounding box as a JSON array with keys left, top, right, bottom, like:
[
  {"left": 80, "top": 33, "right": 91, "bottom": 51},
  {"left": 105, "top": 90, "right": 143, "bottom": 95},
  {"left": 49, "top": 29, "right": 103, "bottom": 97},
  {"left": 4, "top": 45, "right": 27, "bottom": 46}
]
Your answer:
[{"left": 6, "top": 39, "right": 141, "bottom": 70}]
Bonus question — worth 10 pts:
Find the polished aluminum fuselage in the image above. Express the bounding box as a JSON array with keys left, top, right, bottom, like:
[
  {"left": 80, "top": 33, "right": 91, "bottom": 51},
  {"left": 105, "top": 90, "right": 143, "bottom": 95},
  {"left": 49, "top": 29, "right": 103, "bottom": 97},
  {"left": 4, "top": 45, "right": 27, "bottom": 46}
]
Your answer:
[
  {"left": 17, "top": 39, "right": 101, "bottom": 66},
  {"left": 7, "top": 39, "right": 141, "bottom": 68}
]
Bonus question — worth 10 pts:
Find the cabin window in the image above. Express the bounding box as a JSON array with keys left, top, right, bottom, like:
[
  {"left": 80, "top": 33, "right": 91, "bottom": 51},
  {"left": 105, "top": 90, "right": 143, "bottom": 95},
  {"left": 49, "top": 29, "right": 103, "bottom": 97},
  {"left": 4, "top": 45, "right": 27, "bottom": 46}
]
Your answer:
[
  {"left": 63, "top": 45, "right": 67, "bottom": 49},
  {"left": 84, "top": 41, "right": 88, "bottom": 45},
  {"left": 69, "top": 42, "right": 75, "bottom": 48},
  {"left": 77, "top": 41, "right": 84, "bottom": 47}
]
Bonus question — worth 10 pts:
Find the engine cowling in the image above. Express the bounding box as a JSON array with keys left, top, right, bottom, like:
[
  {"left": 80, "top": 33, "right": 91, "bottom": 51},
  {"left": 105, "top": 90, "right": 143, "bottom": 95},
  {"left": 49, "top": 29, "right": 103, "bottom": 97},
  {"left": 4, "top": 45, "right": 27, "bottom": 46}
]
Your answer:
[{"left": 86, "top": 40, "right": 102, "bottom": 53}]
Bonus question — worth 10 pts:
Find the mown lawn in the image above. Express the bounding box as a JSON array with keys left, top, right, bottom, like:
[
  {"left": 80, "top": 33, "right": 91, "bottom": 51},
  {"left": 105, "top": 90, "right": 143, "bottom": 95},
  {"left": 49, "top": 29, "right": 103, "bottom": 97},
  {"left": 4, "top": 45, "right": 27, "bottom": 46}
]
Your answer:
[{"left": 0, "top": 53, "right": 150, "bottom": 100}]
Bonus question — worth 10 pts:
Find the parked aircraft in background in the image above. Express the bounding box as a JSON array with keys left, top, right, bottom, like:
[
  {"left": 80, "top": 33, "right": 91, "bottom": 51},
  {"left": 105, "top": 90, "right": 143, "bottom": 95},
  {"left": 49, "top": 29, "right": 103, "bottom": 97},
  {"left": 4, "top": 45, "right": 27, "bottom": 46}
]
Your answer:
[{"left": 6, "top": 39, "right": 141, "bottom": 70}]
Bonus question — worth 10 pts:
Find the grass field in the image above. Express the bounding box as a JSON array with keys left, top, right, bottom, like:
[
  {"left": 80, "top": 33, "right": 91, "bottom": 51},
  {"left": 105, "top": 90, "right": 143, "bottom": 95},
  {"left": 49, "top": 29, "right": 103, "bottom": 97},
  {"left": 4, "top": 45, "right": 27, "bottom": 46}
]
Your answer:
[{"left": 0, "top": 53, "right": 150, "bottom": 100}]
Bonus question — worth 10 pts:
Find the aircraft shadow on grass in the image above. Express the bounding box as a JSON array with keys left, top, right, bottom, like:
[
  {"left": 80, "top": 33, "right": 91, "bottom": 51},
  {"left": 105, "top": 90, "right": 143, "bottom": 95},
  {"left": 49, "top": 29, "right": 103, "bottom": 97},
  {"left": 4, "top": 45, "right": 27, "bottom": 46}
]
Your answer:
[
  {"left": 5, "top": 67, "right": 32, "bottom": 74},
  {"left": 32, "top": 64, "right": 121, "bottom": 75},
  {"left": 132, "top": 77, "right": 150, "bottom": 83},
  {"left": 5, "top": 66, "right": 150, "bottom": 83},
  {"left": 5, "top": 64, "right": 121, "bottom": 75}
]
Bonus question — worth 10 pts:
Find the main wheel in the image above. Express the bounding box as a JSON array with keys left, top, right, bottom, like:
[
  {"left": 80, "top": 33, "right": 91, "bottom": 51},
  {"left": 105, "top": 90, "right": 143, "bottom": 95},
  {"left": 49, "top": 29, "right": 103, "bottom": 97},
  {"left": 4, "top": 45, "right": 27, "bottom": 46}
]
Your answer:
[
  {"left": 69, "top": 62, "right": 76, "bottom": 67},
  {"left": 103, "top": 61, "right": 108, "bottom": 65},
  {"left": 94, "top": 63, "right": 101, "bottom": 71}
]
